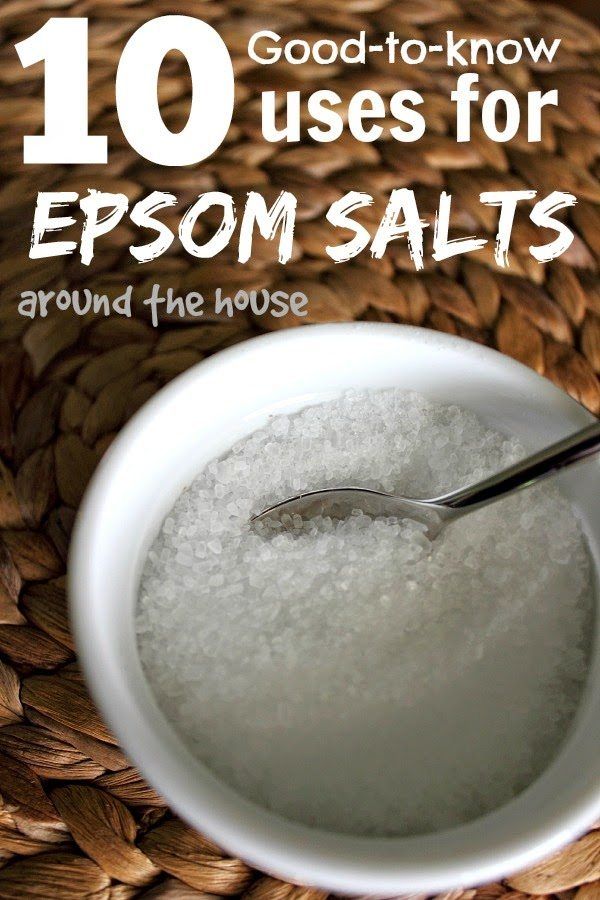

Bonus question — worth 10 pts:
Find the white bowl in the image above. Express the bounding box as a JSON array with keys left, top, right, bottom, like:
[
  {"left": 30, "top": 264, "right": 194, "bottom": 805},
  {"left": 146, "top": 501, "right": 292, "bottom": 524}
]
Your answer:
[{"left": 70, "top": 323, "right": 600, "bottom": 895}]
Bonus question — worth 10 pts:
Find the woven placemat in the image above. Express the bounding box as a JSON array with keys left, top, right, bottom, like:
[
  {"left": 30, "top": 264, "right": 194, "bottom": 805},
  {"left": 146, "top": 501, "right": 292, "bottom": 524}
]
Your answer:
[{"left": 0, "top": 0, "right": 599, "bottom": 896}]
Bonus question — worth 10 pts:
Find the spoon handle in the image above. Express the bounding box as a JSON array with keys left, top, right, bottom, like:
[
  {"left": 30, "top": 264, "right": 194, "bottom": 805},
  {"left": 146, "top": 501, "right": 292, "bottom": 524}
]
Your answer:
[{"left": 437, "top": 420, "right": 600, "bottom": 513}]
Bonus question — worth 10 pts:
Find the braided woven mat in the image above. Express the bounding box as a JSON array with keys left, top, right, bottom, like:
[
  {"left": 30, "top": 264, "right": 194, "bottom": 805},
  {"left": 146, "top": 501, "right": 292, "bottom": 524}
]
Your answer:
[{"left": 0, "top": 0, "right": 600, "bottom": 895}]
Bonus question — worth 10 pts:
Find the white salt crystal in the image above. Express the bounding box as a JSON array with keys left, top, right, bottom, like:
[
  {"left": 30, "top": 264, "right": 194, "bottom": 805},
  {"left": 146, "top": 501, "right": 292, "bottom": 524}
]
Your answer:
[{"left": 136, "top": 389, "right": 593, "bottom": 838}]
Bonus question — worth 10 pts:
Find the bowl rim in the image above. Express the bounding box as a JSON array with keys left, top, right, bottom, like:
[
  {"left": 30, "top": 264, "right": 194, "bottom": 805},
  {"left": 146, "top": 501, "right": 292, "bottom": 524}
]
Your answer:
[{"left": 69, "top": 322, "right": 600, "bottom": 894}]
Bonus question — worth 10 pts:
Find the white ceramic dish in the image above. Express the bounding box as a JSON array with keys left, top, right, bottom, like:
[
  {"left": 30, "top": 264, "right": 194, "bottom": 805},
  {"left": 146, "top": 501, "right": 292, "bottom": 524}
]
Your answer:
[{"left": 70, "top": 323, "right": 600, "bottom": 895}]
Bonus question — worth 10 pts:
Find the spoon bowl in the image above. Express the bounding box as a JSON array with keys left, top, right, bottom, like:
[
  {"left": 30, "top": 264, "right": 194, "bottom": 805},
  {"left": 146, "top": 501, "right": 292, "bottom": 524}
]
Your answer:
[{"left": 253, "top": 486, "right": 451, "bottom": 538}]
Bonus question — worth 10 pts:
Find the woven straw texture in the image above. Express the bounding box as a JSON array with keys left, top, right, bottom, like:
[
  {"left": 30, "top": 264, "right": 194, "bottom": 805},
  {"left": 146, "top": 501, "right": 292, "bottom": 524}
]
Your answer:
[{"left": 0, "top": 0, "right": 600, "bottom": 896}]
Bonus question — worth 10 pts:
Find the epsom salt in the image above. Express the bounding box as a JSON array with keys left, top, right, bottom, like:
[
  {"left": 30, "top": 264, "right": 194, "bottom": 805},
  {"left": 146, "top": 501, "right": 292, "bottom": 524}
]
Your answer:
[{"left": 136, "top": 390, "right": 593, "bottom": 836}]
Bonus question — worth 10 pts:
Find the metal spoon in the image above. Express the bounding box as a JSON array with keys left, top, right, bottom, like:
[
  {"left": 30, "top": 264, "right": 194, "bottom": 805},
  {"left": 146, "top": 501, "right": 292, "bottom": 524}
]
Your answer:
[{"left": 252, "top": 421, "right": 600, "bottom": 539}]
